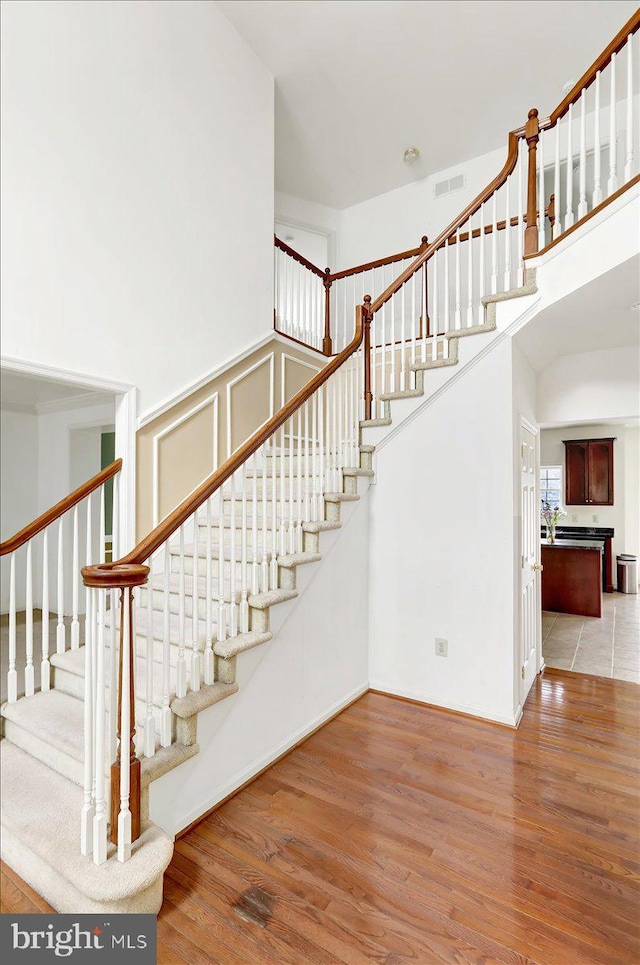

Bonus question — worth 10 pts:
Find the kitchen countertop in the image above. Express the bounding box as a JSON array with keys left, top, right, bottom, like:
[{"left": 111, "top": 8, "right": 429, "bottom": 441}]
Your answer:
[{"left": 541, "top": 539, "right": 604, "bottom": 551}]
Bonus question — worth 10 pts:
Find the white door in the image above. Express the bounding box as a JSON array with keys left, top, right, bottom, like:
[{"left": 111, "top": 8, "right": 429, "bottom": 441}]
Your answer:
[{"left": 520, "top": 421, "right": 540, "bottom": 701}]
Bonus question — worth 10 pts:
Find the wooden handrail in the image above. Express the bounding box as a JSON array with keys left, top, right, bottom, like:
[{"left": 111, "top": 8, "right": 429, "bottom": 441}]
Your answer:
[
  {"left": 549, "top": 9, "right": 640, "bottom": 125},
  {"left": 0, "top": 459, "right": 122, "bottom": 557},
  {"left": 274, "top": 236, "right": 326, "bottom": 278},
  {"left": 328, "top": 237, "right": 429, "bottom": 282},
  {"left": 369, "top": 131, "right": 521, "bottom": 317},
  {"left": 85, "top": 312, "right": 365, "bottom": 577}
]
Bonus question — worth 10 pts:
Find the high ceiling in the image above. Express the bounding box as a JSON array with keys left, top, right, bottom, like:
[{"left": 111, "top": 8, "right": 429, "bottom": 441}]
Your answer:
[{"left": 217, "top": 0, "right": 638, "bottom": 209}]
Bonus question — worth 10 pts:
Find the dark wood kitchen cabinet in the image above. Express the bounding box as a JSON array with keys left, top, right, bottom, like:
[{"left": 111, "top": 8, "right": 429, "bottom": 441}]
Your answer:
[{"left": 563, "top": 438, "right": 614, "bottom": 506}]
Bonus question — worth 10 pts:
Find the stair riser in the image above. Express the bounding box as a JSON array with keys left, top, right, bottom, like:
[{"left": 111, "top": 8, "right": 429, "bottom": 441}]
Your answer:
[{"left": 3, "top": 718, "right": 85, "bottom": 788}]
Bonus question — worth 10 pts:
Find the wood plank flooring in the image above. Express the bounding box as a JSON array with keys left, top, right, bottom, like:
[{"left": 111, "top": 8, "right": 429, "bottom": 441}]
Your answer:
[{"left": 2, "top": 671, "right": 639, "bottom": 964}]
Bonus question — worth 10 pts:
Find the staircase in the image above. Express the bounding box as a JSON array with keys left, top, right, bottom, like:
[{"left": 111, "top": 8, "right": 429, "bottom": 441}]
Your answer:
[{"left": 1, "top": 10, "right": 638, "bottom": 915}]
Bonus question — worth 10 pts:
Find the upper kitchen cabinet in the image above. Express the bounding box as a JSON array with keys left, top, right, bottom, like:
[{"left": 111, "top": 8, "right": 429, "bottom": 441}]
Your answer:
[{"left": 564, "top": 438, "right": 615, "bottom": 506}]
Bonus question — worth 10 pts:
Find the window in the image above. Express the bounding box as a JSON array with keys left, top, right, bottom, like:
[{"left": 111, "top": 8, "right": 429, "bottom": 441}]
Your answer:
[{"left": 540, "top": 466, "right": 562, "bottom": 510}]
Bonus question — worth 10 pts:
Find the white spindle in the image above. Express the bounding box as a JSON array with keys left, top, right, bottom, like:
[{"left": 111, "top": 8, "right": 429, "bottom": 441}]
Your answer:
[
  {"left": 192, "top": 506, "right": 202, "bottom": 686},
  {"left": 554, "top": 122, "right": 562, "bottom": 238},
  {"left": 410, "top": 272, "right": 417, "bottom": 372},
  {"left": 466, "top": 218, "right": 474, "bottom": 327},
  {"left": 71, "top": 505, "right": 80, "bottom": 649},
  {"left": 444, "top": 241, "right": 451, "bottom": 331},
  {"left": 176, "top": 525, "right": 187, "bottom": 696},
  {"left": 503, "top": 177, "right": 511, "bottom": 290},
  {"left": 109, "top": 587, "right": 118, "bottom": 761},
  {"left": 80, "top": 585, "right": 94, "bottom": 856},
  {"left": 304, "top": 404, "right": 311, "bottom": 519},
  {"left": 479, "top": 205, "right": 485, "bottom": 298},
  {"left": 41, "top": 529, "right": 50, "bottom": 691},
  {"left": 288, "top": 416, "right": 295, "bottom": 551},
  {"left": 145, "top": 552, "right": 155, "bottom": 754},
  {"left": 240, "top": 464, "right": 249, "bottom": 632},
  {"left": 578, "top": 90, "right": 588, "bottom": 219},
  {"left": 57, "top": 517, "right": 65, "bottom": 653},
  {"left": 25, "top": 542, "right": 34, "bottom": 697},
  {"left": 8, "top": 554, "right": 17, "bottom": 703},
  {"left": 217, "top": 487, "right": 228, "bottom": 653},
  {"left": 565, "top": 104, "right": 574, "bottom": 229},
  {"left": 593, "top": 70, "right": 603, "bottom": 206},
  {"left": 491, "top": 194, "right": 498, "bottom": 294},
  {"left": 117, "top": 590, "right": 132, "bottom": 863},
  {"left": 204, "top": 495, "right": 214, "bottom": 684},
  {"left": 229, "top": 473, "right": 238, "bottom": 637},
  {"left": 161, "top": 547, "right": 172, "bottom": 745},
  {"left": 537, "top": 129, "right": 545, "bottom": 251},
  {"left": 625, "top": 36, "right": 634, "bottom": 182},
  {"left": 296, "top": 409, "right": 303, "bottom": 551},
  {"left": 93, "top": 588, "right": 107, "bottom": 864},
  {"left": 608, "top": 52, "right": 618, "bottom": 194},
  {"left": 251, "top": 455, "right": 260, "bottom": 595},
  {"left": 518, "top": 142, "right": 525, "bottom": 283},
  {"left": 454, "top": 229, "right": 462, "bottom": 327},
  {"left": 432, "top": 250, "right": 439, "bottom": 362},
  {"left": 279, "top": 424, "right": 287, "bottom": 555},
  {"left": 312, "top": 391, "right": 320, "bottom": 522},
  {"left": 270, "top": 427, "right": 278, "bottom": 586},
  {"left": 390, "top": 284, "right": 396, "bottom": 393}
]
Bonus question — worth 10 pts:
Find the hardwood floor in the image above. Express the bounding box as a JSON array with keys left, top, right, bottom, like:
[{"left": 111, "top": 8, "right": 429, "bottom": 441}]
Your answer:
[{"left": 2, "top": 671, "right": 639, "bottom": 964}]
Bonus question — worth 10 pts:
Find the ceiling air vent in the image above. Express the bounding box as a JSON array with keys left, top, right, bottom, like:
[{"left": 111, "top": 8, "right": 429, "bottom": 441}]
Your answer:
[{"left": 434, "top": 173, "right": 465, "bottom": 198}]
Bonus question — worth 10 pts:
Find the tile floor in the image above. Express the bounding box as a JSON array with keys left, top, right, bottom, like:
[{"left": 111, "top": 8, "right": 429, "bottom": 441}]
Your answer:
[{"left": 542, "top": 590, "right": 640, "bottom": 682}]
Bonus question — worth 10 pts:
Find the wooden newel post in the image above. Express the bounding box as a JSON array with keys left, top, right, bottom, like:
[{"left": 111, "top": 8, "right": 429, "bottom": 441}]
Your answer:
[
  {"left": 363, "top": 295, "right": 373, "bottom": 421},
  {"left": 524, "top": 108, "right": 540, "bottom": 256},
  {"left": 323, "top": 268, "right": 333, "bottom": 356},
  {"left": 82, "top": 562, "right": 149, "bottom": 858}
]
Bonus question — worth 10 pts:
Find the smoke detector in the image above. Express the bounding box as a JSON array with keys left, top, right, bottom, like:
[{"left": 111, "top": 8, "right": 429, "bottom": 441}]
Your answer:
[{"left": 403, "top": 147, "right": 420, "bottom": 164}]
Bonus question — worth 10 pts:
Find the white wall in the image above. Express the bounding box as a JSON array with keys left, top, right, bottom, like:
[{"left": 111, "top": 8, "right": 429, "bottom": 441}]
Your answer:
[
  {"left": 541, "top": 423, "right": 638, "bottom": 578},
  {"left": 368, "top": 338, "right": 517, "bottom": 726},
  {"left": 1, "top": 0, "right": 274, "bottom": 414},
  {"left": 150, "top": 492, "right": 370, "bottom": 836},
  {"left": 538, "top": 346, "right": 640, "bottom": 427},
  {"left": 1, "top": 410, "right": 39, "bottom": 611}
]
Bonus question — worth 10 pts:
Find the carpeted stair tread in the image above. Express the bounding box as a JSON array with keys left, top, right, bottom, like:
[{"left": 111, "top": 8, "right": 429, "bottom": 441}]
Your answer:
[{"left": 0, "top": 741, "right": 173, "bottom": 905}]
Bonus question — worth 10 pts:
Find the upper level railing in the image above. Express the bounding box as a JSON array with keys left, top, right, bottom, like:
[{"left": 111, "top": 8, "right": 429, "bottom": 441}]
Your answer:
[{"left": 65, "top": 11, "right": 639, "bottom": 869}]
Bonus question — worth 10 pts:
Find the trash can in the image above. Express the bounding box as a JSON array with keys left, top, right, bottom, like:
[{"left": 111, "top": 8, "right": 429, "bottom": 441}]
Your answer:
[{"left": 617, "top": 554, "right": 638, "bottom": 594}]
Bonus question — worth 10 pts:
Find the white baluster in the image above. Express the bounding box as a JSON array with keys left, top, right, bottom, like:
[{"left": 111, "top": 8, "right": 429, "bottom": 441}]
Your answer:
[
  {"left": 518, "top": 140, "right": 525, "bottom": 283},
  {"left": 192, "top": 506, "right": 201, "bottom": 687},
  {"left": 454, "top": 228, "right": 462, "bottom": 327},
  {"left": 288, "top": 416, "right": 296, "bottom": 552},
  {"left": 71, "top": 504, "right": 80, "bottom": 649},
  {"left": 565, "top": 103, "right": 574, "bottom": 229},
  {"left": 593, "top": 71, "right": 603, "bottom": 206},
  {"left": 479, "top": 205, "right": 485, "bottom": 299},
  {"left": 8, "top": 554, "right": 17, "bottom": 702},
  {"left": 537, "top": 128, "right": 545, "bottom": 251},
  {"left": 160, "top": 548, "right": 171, "bottom": 745},
  {"left": 304, "top": 404, "right": 311, "bottom": 520},
  {"left": 25, "top": 542, "right": 34, "bottom": 696},
  {"left": 279, "top": 424, "right": 287, "bottom": 555},
  {"left": 261, "top": 448, "right": 270, "bottom": 591},
  {"left": 251, "top": 455, "right": 260, "bottom": 595},
  {"left": 466, "top": 218, "right": 474, "bottom": 327},
  {"left": 381, "top": 267, "right": 388, "bottom": 404},
  {"left": 176, "top": 525, "right": 187, "bottom": 696},
  {"left": 204, "top": 495, "right": 214, "bottom": 685},
  {"left": 410, "top": 271, "right": 417, "bottom": 375},
  {"left": 93, "top": 588, "right": 107, "bottom": 864},
  {"left": 578, "top": 89, "right": 587, "bottom": 219},
  {"left": 144, "top": 552, "right": 155, "bottom": 754},
  {"left": 296, "top": 408, "right": 303, "bottom": 551},
  {"left": 240, "top": 464, "right": 249, "bottom": 633},
  {"left": 109, "top": 587, "right": 118, "bottom": 761},
  {"left": 390, "top": 283, "right": 396, "bottom": 393},
  {"left": 554, "top": 122, "right": 562, "bottom": 238},
  {"left": 41, "top": 529, "right": 50, "bottom": 691},
  {"left": 444, "top": 241, "right": 451, "bottom": 332},
  {"left": 217, "top": 486, "right": 228, "bottom": 654},
  {"left": 503, "top": 177, "right": 511, "bottom": 291},
  {"left": 491, "top": 194, "right": 498, "bottom": 294},
  {"left": 229, "top": 473, "right": 238, "bottom": 637},
  {"left": 117, "top": 589, "right": 132, "bottom": 863},
  {"left": 432, "top": 249, "right": 439, "bottom": 362},
  {"left": 311, "top": 391, "right": 320, "bottom": 522},
  {"left": 80, "top": 585, "right": 94, "bottom": 856},
  {"left": 270, "top": 427, "right": 278, "bottom": 587},
  {"left": 608, "top": 52, "right": 618, "bottom": 195},
  {"left": 57, "top": 517, "right": 65, "bottom": 653},
  {"left": 318, "top": 385, "right": 325, "bottom": 511},
  {"left": 625, "top": 36, "right": 634, "bottom": 182}
]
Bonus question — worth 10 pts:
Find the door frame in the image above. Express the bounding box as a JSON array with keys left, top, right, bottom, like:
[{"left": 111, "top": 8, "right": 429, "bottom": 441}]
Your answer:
[{"left": 519, "top": 415, "right": 543, "bottom": 709}]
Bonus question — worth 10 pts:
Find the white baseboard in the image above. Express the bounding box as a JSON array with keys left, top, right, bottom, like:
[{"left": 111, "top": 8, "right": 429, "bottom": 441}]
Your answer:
[
  {"left": 369, "top": 680, "right": 520, "bottom": 728},
  {"left": 173, "top": 682, "right": 369, "bottom": 836}
]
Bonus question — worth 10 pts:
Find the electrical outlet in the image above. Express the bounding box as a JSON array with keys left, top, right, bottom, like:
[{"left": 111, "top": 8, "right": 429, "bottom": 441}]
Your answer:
[{"left": 435, "top": 638, "right": 448, "bottom": 657}]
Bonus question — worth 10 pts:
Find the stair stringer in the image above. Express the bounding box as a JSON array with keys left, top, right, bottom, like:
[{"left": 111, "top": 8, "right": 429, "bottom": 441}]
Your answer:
[{"left": 147, "top": 478, "right": 372, "bottom": 837}]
